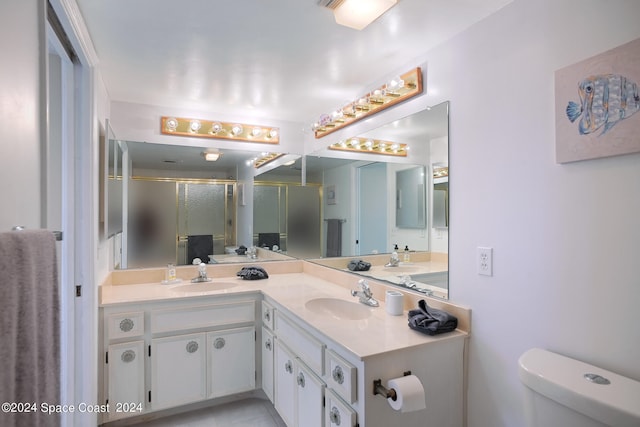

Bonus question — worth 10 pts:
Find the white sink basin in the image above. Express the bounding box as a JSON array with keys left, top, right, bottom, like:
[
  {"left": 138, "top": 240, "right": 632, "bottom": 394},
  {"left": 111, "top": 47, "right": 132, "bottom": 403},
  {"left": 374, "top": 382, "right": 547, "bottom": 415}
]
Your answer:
[
  {"left": 171, "top": 282, "right": 238, "bottom": 293},
  {"left": 305, "top": 298, "right": 373, "bottom": 320}
]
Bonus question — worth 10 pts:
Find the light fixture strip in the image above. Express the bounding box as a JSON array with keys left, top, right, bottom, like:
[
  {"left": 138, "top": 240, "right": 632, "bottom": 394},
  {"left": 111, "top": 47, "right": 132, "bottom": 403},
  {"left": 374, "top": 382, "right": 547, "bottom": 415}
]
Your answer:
[
  {"left": 161, "top": 117, "right": 279, "bottom": 144},
  {"left": 314, "top": 67, "right": 423, "bottom": 139},
  {"left": 329, "top": 137, "right": 408, "bottom": 157},
  {"left": 253, "top": 153, "right": 286, "bottom": 168}
]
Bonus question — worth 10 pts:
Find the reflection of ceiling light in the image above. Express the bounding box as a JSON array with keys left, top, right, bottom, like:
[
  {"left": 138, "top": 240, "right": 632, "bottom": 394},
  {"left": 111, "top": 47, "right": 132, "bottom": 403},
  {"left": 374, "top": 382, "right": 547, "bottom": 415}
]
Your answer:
[
  {"left": 251, "top": 127, "right": 263, "bottom": 138},
  {"left": 209, "top": 122, "right": 223, "bottom": 134},
  {"left": 266, "top": 129, "right": 278, "bottom": 139},
  {"left": 321, "top": 0, "right": 398, "bottom": 30},
  {"left": 202, "top": 150, "right": 222, "bottom": 162}
]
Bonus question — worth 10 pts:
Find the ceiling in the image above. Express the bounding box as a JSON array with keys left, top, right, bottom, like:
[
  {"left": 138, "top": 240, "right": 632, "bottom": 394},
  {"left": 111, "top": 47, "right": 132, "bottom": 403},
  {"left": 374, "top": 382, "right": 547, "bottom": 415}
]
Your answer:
[{"left": 76, "top": 0, "right": 511, "bottom": 125}]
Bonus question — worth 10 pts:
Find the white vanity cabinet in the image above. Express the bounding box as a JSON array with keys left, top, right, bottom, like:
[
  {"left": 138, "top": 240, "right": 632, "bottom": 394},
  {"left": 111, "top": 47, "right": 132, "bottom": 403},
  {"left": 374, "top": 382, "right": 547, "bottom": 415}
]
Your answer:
[
  {"left": 274, "top": 340, "right": 325, "bottom": 427},
  {"left": 261, "top": 299, "right": 276, "bottom": 403},
  {"left": 207, "top": 326, "right": 256, "bottom": 398},
  {"left": 100, "top": 295, "right": 258, "bottom": 423},
  {"left": 151, "top": 332, "right": 207, "bottom": 410}
]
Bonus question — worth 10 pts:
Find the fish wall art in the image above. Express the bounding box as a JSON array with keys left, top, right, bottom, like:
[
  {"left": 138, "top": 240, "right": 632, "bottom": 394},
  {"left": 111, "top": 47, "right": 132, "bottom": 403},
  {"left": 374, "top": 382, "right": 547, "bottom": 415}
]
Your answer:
[{"left": 555, "top": 37, "right": 640, "bottom": 163}]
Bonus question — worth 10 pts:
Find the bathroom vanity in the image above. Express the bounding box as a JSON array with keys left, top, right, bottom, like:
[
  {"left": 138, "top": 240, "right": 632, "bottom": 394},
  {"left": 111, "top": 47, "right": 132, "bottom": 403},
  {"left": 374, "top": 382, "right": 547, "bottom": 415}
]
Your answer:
[{"left": 98, "top": 261, "right": 469, "bottom": 426}]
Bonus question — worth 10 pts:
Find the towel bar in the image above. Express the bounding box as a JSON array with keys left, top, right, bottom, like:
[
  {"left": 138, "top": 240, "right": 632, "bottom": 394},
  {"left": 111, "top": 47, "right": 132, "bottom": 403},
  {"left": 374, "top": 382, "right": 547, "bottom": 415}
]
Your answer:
[{"left": 12, "top": 226, "right": 63, "bottom": 241}]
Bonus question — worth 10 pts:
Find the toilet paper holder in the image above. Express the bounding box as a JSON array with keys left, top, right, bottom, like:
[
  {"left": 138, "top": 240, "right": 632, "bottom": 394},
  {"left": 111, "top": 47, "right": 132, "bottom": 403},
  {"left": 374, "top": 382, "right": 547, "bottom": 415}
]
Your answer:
[{"left": 373, "top": 370, "right": 412, "bottom": 401}]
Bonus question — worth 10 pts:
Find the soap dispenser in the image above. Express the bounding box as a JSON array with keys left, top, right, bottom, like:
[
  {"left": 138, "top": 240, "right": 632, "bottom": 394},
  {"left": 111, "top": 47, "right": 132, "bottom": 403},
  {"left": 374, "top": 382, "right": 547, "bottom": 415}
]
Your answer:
[{"left": 403, "top": 245, "right": 410, "bottom": 263}]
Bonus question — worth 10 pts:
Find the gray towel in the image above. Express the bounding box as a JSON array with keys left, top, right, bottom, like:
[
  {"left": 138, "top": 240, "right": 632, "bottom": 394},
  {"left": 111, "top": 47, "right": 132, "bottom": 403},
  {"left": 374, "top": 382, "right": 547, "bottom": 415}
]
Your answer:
[
  {"left": 326, "top": 219, "right": 342, "bottom": 257},
  {"left": 0, "top": 230, "right": 60, "bottom": 427}
]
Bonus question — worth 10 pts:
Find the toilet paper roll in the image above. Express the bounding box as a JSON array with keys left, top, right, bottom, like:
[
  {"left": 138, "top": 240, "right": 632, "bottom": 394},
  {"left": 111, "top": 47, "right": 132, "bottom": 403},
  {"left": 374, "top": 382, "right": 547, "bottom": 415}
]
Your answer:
[
  {"left": 387, "top": 375, "right": 426, "bottom": 413},
  {"left": 385, "top": 290, "right": 404, "bottom": 316}
]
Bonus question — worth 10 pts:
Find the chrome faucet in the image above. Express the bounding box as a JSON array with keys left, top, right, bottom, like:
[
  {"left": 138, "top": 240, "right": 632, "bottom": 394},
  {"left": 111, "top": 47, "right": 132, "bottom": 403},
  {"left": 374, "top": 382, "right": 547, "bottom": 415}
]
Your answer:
[
  {"left": 191, "top": 261, "right": 212, "bottom": 283},
  {"left": 385, "top": 251, "right": 400, "bottom": 267},
  {"left": 351, "top": 279, "right": 379, "bottom": 307},
  {"left": 247, "top": 246, "right": 258, "bottom": 260}
]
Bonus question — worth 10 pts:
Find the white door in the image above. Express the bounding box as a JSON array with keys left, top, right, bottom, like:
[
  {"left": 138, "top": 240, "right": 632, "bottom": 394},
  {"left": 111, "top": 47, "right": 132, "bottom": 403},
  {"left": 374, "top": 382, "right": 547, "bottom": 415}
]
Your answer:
[
  {"left": 262, "top": 327, "right": 275, "bottom": 402},
  {"left": 106, "top": 341, "right": 145, "bottom": 421},
  {"left": 207, "top": 326, "right": 256, "bottom": 398},
  {"left": 274, "top": 341, "right": 296, "bottom": 427},
  {"left": 296, "top": 361, "right": 325, "bottom": 427},
  {"left": 357, "top": 163, "right": 388, "bottom": 255},
  {"left": 46, "top": 21, "right": 76, "bottom": 424},
  {"left": 151, "top": 333, "right": 207, "bottom": 410}
]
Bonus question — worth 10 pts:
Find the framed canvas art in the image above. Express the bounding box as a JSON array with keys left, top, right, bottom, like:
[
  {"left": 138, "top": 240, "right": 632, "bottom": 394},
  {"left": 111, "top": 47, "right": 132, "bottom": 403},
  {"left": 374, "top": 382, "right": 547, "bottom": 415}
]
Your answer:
[{"left": 555, "top": 37, "right": 640, "bottom": 163}]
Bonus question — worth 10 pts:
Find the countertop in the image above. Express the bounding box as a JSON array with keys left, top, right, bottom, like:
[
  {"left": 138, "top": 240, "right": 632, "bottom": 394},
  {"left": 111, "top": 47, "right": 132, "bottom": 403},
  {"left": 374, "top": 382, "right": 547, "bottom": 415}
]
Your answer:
[{"left": 100, "top": 270, "right": 469, "bottom": 360}]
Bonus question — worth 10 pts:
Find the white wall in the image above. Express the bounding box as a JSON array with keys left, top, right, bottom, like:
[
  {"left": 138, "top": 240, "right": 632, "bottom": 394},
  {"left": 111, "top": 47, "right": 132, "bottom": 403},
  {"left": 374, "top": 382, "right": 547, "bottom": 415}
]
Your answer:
[
  {"left": 0, "top": 0, "right": 44, "bottom": 231},
  {"left": 434, "top": 1, "right": 640, "bottom": 425}
]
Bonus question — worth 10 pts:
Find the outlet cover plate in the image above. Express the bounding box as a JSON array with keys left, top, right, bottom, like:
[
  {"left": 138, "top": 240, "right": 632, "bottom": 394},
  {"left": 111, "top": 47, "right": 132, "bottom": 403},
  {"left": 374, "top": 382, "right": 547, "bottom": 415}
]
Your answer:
[{"left": 477, "top": 247, "right": 493, "bottom": 276}]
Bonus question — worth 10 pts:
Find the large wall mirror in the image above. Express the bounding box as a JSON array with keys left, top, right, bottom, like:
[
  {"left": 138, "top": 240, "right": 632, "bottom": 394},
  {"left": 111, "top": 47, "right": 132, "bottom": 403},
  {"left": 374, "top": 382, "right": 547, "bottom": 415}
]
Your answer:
[{"left": 107, "top": 101, "right": 449, "bottom": 298}]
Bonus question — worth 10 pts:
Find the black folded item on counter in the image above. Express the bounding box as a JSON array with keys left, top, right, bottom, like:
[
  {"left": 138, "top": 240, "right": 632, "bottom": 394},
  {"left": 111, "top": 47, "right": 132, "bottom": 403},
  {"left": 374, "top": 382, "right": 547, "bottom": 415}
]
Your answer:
[
  {"left": 235, "top": 245, "right": 247, "bottom": 255},
  {"left": 408, "top": 299, "right": 458, "bottom": 336},
  {"left": 347, "top": 259, "right": 371, "bottom": 271},
  {"left": 236, "top": 266, "right": 269, "bottom": 280}
]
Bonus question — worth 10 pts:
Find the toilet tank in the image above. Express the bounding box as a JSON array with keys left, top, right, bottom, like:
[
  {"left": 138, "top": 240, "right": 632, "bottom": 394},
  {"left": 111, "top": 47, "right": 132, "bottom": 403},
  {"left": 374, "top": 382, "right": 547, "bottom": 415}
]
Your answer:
[{"left": 518, "top": 348, "right": 640, "bottom": 427}]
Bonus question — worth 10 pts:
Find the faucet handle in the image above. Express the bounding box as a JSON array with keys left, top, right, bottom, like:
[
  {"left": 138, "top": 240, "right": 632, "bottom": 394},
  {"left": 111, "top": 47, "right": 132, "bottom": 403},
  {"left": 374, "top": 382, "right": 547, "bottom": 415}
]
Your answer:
[{"left": 358, "top": 279, "right": 372, "bottom": 297}]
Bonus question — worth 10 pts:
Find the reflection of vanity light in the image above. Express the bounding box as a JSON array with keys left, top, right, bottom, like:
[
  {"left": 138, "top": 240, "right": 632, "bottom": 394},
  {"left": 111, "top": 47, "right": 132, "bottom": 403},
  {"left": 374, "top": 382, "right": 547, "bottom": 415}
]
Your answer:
[
  {"left": 329, "top": 137, "right": 407, "bottom": 157},
  {"left": 253, "top": 152, "right": 285, "bottom": 168},
  {"left": 161, "top": 116, "right": 279, "bottom": 144},
  {"left": 284, "top": 159, "right": 296, "bottom": 166}
]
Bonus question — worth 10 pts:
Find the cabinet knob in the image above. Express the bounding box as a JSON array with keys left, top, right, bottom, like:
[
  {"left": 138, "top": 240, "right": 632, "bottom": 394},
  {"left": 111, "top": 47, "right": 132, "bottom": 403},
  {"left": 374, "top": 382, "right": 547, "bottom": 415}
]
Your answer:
[
  {"left": 119, "top": 318, "right": 134, "bottom": 332},
  {"left": 265, "top": 338, "right": 272, "bottom": 351},
  {"left": 213, "top": 337, "right": 226, "bottom": 349},
  {"left": 264, "top": 311, "right": 271, "bottom": 322},
  {"left": 329, "top": 406, "right": 341, "bottom": 425},
  {"left": 332, "top": 365, "right": 345, "bottom": 385},
  {"left": 297, "top": 371, "right": 306, "bottom": 388},
  {"left": 186, "top": 341, "right": 199, "bottom": 353},
  {"left": 121, "top": 349, "right": 136, "bottom": 363},
  {"left": 284, "top": 360, "right": 293, "bottom": 374}
]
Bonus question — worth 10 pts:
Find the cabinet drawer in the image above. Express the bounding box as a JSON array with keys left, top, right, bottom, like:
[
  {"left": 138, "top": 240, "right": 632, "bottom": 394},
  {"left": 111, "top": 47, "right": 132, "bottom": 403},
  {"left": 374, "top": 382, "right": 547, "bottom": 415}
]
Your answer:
[
  {"left": 275, "top": 312, "right": 325, "bottom": 375},
  {"left": 107, "top": 311, "right": 144, "bottom": 340},
  {"left": 262, "top": 301, "right": 274, "bottom": 330},
  {"left": 150, "top": 301, "right": 255, "bottom": 334},
  {"left": 326, "top": 349, "right": 357, "bottom": 404},
  {"left": 325, "top": 389, "right": 356, "bottom": 427}
]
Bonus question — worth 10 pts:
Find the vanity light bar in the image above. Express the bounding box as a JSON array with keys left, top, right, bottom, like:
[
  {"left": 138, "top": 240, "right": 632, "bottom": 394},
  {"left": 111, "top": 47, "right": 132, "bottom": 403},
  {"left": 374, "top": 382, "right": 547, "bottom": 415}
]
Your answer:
[
  {"left": 329, "top": 137, "right": 408, "bottom": 157},
  {"left": 161, "top": 117, "right": 280, "bottom": 144},
  {"left": 313, "top": 67, "right": 423, "bottom": 139}
]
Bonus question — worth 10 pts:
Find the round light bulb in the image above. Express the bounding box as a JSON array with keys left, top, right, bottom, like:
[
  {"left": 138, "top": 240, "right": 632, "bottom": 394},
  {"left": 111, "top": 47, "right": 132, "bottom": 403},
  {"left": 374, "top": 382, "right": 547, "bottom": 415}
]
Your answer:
[
  {"left": 231, "top": 124, "right": 243, "bottom": 136},
  {"left": 165, "top": 117, "right": 178, "bottom": 132},
  {"left": 189, "top": 120, "right": 201, "bottom": 132},
  {"left": 210, "top": 123, "right": 222, "bottom": 134},
  {"left": 251, "top": 127, "right": 263, "bottom": 138}
]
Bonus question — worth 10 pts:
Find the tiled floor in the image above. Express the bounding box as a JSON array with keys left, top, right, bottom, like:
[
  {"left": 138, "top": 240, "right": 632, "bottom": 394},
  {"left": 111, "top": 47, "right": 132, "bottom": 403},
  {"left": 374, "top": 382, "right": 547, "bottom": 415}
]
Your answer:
[{"left": 133, "top": 398, "right": 287, "bottom": 427}]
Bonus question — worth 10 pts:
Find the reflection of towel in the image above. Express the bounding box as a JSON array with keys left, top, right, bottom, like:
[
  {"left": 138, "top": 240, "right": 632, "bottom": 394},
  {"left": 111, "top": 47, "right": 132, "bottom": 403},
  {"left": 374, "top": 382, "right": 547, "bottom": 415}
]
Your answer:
[
  {"left": 0, "top": 230, "right": 60, "bottom": 427},
  {"left": 326, "top": 219, "right": 342, "bottom": 257},
  {"left": 408, "top": 299, "right": 457, "bottom": 336}
]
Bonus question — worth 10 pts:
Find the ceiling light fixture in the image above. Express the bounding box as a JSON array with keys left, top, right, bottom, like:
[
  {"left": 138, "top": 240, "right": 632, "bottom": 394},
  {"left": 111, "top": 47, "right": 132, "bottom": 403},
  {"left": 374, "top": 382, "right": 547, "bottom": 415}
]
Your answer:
[
  {"left": 319, "top": 0, "right": 398, "bottom": 30},
  {"left": 312, "top": 67, "right": 423, "bottom": 138},
  {"left": 329, "top": 137, "right": 408, "bottom": 157},
  {"left": 161, "top": 117, "right": 279, "bottom": 144}
]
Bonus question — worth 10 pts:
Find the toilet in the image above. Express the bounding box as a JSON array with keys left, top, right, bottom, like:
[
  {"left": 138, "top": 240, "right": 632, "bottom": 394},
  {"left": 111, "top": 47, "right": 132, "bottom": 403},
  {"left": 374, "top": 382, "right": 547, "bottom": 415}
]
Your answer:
[{"left": 519, "top": 348, "right": 640, "bottom": 427}]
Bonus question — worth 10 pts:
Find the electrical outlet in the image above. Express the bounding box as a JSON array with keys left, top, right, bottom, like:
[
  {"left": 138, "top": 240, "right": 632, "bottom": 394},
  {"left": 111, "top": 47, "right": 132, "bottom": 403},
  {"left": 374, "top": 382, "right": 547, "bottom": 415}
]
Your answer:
[{"left": 477, "top": 247, "right": 493, "bottom": 276}]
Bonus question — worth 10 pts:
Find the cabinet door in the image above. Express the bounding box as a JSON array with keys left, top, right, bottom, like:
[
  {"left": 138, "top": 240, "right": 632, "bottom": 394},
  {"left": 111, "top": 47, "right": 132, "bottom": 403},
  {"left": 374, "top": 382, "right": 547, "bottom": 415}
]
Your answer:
[
  {"left": 296, "top": 361, "right": 325, "bottom": 427},
  {"left": 207, "top": 326, "right": 256, "bottom": 398},
  {"left": 107, "top": 341, "right": 145, "bottom": 420},
  {"left": 262, "top": 327, "right": 275, "bottom": 403},
  {"left": 274, "top": 341, "right": 296, "bottom": 427},
  {"left": 151, "top": 333, "right": 206, "bottom": 410}
]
